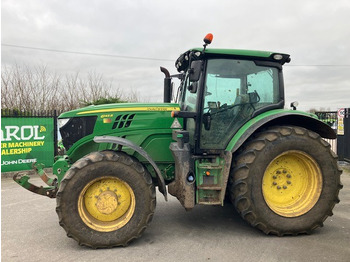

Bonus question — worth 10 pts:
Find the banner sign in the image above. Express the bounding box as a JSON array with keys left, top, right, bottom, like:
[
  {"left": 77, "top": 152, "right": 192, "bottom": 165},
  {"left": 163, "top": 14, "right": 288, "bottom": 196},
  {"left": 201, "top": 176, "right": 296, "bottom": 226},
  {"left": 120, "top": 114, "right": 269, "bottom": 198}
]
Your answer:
[
  {"left": 337, "top": 108, "right": 345, "bottom": 136},
  {"left": 1, "top": 117, "right": 54, "bottom": 172}
]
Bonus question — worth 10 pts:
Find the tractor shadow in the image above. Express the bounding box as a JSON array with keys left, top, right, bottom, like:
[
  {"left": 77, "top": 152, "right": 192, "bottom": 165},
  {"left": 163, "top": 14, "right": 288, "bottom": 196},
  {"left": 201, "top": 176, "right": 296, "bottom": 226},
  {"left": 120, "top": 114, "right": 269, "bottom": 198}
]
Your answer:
[{"left": 141, "top": 193, "right": 263, "bottom": 244}]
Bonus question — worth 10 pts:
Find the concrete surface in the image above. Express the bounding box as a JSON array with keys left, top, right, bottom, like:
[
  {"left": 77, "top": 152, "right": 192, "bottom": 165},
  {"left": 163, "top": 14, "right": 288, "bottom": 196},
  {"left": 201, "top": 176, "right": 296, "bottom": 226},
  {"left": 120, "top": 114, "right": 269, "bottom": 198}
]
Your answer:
[{"left": 2, "top": 165, "right": 350, "bottom": 262}]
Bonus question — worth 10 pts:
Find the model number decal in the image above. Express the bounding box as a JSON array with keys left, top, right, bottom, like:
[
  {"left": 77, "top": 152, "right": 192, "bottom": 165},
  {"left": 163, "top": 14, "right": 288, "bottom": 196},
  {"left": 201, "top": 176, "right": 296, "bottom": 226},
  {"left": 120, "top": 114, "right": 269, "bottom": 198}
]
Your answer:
[{"left": 101, "top": 114, "right": 114, "bottom": 118}]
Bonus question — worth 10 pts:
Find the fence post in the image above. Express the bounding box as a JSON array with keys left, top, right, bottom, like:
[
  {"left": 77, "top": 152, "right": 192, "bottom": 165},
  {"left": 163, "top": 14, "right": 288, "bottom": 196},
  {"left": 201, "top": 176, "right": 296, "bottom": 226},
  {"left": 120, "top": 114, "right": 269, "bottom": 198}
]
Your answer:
[{"left": 54, "top": 110, "right": 58, "bottom": 157}]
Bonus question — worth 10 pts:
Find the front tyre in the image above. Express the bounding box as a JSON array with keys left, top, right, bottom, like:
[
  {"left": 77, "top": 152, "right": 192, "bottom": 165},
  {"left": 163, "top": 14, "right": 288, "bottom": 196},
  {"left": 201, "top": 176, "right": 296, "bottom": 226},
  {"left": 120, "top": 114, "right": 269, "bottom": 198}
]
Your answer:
[
  {"left": 229, "top": 126, "right": 342, "bottom": 235},
  {"left": 56, "top": 151, "right": 156, "bottom": 248}
]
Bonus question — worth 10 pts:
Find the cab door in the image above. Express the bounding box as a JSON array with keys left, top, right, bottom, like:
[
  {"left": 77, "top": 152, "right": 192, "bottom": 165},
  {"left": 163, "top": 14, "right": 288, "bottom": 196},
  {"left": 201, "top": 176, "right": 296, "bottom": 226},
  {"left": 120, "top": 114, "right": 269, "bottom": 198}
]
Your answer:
[{"left": 199, "top": 58, "right": 281, "bottom": 152}]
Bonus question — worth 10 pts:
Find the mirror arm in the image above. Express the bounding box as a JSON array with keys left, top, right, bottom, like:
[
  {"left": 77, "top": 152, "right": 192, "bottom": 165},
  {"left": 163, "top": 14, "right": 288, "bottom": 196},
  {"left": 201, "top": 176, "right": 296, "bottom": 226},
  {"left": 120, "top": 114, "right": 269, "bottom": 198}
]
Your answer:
[{"left": 172, "top": 111, "right": 197, "bottom": 119}]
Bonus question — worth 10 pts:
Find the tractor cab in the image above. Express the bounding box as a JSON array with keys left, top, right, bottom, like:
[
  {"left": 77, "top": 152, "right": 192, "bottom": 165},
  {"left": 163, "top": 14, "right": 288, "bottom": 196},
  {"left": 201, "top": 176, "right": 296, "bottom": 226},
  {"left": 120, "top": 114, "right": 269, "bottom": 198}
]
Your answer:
[
  {"left": 165, "top": 35, "right": 292, "bottom": 209},
  {"left": 172, "top": 34, "right": 290, "bottom": 154}
]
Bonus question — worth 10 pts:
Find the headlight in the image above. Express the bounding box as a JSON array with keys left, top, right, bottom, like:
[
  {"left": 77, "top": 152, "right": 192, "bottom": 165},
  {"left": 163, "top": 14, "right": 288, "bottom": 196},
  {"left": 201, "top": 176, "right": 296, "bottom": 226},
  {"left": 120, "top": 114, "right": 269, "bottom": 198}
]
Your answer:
[{"left": 58, "top": 118, "right": 71, "bottom": 128}]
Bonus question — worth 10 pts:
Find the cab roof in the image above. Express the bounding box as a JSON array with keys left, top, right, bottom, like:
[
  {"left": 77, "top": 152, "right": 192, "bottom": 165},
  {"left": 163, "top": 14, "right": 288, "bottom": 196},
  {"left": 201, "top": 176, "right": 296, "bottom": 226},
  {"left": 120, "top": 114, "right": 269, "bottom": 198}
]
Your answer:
[
  {"left": 175, "top": 48, "right": 291, "bottom": 72},
  {"left": 193, "top": 48, "right": 275, "bottom": 57}
]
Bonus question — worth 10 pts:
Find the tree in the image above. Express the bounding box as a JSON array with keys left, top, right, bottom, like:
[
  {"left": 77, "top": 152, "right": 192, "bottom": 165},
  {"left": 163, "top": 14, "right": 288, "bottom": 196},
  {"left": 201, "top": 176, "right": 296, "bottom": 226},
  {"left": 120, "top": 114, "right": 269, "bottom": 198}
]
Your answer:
[
  {"left": 1, "top": 64, "right": 130, "bottom": 112},
  {"left": 82, "top": 97, "right": 127, "bottom": 106}
]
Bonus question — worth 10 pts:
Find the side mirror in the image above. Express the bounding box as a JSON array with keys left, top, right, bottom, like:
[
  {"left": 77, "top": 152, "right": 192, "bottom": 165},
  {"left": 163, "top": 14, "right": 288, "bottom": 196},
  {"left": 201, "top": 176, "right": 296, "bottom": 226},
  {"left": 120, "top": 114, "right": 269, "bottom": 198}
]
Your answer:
[{"left": 189, "top": 60, "right": 202, "bottom": 82}]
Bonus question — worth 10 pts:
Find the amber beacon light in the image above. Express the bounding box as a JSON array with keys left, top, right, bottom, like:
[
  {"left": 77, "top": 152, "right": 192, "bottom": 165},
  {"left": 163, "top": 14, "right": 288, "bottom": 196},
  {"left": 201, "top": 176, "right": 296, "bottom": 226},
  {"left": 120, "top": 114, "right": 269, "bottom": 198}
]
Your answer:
[{"left": 203, "top": 33, "right": 213, "bottom": 44}]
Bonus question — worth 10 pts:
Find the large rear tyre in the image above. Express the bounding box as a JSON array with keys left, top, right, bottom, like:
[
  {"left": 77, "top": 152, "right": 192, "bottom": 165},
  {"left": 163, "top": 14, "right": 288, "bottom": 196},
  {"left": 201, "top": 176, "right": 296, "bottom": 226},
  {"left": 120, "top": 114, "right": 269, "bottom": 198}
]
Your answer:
[
  {"left": 229, "top": 126, "right": 342, "bottom": 235},
  {"left": 56, "top": 150, "right": 156, "bottom": 248}
]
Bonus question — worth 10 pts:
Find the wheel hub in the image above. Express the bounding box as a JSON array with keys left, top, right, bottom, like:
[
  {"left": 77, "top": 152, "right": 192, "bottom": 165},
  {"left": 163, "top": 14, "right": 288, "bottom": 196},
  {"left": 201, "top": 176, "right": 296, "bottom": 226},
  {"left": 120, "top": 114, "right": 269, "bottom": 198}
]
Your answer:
[
  {"left": 271, "top": 168, "right": 292, "bottom": 190},
  {"left": 78, "top": 177, "right": 135, "bottom": 232},
  {"left": 96, "top": 191, "right": 119, "bottom": 215}
]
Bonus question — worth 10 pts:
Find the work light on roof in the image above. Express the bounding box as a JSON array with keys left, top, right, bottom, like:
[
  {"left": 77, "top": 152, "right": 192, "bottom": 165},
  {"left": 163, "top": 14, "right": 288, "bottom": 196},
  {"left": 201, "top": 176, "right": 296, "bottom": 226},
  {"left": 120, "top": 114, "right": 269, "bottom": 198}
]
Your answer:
[{"left": 273, "top": 54, "right": 283, "bottom": 60}]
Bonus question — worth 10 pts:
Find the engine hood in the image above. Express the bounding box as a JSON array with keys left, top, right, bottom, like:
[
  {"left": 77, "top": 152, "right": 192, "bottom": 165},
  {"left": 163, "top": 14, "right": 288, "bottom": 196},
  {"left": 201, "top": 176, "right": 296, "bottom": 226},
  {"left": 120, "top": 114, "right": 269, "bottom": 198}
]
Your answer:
[{"left": 58, "top": 103, "right": 181, "bottom": 153}]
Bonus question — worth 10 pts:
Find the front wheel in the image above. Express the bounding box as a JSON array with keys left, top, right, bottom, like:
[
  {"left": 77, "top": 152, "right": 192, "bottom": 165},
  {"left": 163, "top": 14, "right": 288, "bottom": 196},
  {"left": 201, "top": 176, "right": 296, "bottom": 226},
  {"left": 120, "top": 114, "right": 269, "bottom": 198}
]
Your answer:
[
  {"left": 56, "top": 150, "right": 156, "bottom": 248},
  {"left": 229, "top": 126, "right": 342, "bottom": 235}
]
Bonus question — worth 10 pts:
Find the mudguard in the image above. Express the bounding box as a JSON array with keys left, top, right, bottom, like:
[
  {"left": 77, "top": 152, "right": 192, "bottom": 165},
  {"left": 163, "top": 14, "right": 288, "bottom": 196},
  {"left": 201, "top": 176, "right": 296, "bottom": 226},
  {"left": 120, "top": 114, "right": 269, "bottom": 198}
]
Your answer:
[
  {"left": 93, "top": 135, "right": 168, "bottom": 201},
  {"left": 226, "top": 111, "right": 337, "bottom": 153}
]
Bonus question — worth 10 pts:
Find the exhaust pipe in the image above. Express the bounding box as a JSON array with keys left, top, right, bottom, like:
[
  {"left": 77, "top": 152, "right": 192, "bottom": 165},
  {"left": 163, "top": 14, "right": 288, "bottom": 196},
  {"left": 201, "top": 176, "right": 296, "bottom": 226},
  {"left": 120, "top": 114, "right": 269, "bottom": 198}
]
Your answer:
[{"left": 160, "top": 67, "right": 172, "bottom": 103}]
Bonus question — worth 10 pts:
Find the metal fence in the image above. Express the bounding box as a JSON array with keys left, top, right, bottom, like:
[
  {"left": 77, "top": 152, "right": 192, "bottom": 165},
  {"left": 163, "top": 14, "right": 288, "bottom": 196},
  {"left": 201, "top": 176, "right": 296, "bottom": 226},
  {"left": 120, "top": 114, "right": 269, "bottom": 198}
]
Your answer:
[
  {"left": 315, "top": 111, "right": 337, "bottom": 154},
  {"left": 315, "top": 111, "right": 337, "bottom": 129},
  {"left": 1, "top": 109, "right": 60, "bottom": 118}
]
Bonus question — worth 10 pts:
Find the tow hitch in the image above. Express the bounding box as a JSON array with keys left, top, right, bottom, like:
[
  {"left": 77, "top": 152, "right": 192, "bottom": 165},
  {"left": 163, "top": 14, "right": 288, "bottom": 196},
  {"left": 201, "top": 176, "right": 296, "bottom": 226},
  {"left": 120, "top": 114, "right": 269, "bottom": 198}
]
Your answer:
[{"left": 13, "top": 163, "right": 58, "bottom": 198}]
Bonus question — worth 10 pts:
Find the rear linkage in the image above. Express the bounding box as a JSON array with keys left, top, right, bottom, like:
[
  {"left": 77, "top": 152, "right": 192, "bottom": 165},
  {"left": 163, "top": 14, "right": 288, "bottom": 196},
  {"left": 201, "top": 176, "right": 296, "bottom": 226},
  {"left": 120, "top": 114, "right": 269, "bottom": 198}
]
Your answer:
[{"left": 13, "top": 163, "right": 58, "bottom": 198}]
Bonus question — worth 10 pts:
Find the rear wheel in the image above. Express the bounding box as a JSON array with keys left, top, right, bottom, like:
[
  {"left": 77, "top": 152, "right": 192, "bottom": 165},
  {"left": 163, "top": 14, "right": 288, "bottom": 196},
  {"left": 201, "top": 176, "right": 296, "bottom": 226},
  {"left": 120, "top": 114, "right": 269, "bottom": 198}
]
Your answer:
[
  {"left": 56, "top": 150, "right": 156, "bottom": 248},
  {"left": 229, "top": 126, "right": 342, "bottom": 235}
]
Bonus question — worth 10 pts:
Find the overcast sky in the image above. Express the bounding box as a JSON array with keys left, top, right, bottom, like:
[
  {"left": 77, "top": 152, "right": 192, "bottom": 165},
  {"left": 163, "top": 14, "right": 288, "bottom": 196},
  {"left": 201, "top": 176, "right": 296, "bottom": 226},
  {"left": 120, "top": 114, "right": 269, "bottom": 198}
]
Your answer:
[{"left": 2, "top": 0, "right": 350, "bottom": 111}]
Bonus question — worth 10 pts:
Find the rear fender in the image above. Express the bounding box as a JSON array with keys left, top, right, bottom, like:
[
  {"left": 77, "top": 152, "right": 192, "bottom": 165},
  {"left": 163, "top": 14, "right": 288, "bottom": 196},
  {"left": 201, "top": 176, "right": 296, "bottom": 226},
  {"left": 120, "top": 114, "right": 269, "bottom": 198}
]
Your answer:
[
  {"left": 226, "top": 111, "right": 336, "bottom": 153},
  {"left": 93, "top": 135, "right": 168, "bottom": 201}
]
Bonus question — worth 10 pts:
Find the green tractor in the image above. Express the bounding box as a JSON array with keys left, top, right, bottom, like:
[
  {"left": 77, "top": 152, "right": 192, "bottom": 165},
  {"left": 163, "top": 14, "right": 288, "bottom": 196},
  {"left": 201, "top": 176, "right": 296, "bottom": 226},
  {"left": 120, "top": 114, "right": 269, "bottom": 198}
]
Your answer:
[{"left": 14, "top": 34, "right": 342, "bottom": 248}]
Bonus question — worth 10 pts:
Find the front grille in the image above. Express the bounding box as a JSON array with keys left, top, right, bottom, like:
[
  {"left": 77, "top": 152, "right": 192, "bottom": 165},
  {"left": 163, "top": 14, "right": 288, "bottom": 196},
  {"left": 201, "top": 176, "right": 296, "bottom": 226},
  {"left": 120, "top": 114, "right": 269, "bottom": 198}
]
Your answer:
[{"left": 60, "top": 116, "right": 97, "bottom": 150}]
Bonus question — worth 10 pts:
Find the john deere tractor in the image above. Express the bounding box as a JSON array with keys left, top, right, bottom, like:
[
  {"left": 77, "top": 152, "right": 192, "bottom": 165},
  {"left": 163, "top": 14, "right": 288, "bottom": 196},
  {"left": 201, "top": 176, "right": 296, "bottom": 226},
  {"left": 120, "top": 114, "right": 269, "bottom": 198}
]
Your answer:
[{"left": 14, "top": 34, "right": 342, "bottom": 248}]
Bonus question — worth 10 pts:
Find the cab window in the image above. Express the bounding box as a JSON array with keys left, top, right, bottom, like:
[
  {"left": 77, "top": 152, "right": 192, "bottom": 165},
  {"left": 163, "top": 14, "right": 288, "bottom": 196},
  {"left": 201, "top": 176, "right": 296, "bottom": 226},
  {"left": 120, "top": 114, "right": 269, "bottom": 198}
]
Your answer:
[{"left": 200, "top": 59, "right": 280, "bottom": 149}]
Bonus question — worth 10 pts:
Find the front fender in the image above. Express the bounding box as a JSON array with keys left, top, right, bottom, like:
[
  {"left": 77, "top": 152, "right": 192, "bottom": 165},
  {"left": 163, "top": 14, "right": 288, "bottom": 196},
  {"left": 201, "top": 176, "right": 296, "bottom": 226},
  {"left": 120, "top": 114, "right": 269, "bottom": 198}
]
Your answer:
[
  {"left": 93, "top": 135, "right": 168, "bottom": 201},
  {"left": 226, "top": 110, "right": 336, "bottom": 153}
]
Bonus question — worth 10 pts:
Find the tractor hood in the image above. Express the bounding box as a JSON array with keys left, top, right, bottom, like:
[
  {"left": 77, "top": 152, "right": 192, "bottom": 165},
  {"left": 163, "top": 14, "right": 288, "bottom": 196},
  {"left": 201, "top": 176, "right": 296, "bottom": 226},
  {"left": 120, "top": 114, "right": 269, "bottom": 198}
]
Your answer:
[{"left": 58, "top": 103, "right": 180, "bottom": 153}]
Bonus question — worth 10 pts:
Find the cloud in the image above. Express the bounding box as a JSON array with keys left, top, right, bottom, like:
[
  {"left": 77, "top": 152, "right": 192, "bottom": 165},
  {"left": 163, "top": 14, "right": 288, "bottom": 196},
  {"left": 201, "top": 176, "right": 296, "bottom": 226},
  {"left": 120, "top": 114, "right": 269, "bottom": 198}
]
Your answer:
[{"left": 2, "top": 0, "right": 350, "bottom": 109}]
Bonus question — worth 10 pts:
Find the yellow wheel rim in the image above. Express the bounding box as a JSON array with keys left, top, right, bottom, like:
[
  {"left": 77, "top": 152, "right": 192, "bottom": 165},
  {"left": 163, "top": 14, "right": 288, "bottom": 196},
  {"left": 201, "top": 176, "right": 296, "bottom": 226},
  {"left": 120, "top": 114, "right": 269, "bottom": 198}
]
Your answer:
[
  {"left": 262, "top": 151, "right": 322, "bottom": 217},
  {"left": 78, "top": 176, "right": 135, "bottom": 232}
]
